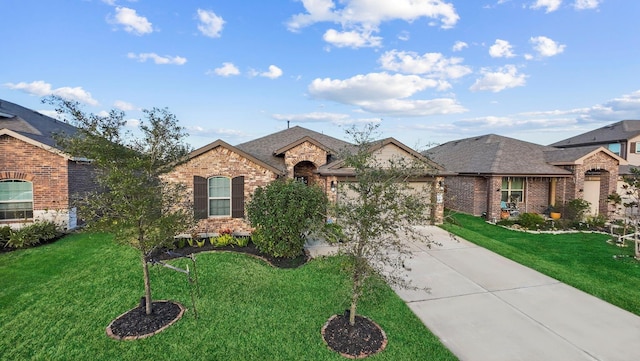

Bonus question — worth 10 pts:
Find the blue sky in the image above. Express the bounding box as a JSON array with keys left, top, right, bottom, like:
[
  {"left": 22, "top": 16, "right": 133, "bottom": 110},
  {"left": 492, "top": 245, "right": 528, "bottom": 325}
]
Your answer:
[{"left": 2, "top": 0, "right": 639, "bottom": 150}]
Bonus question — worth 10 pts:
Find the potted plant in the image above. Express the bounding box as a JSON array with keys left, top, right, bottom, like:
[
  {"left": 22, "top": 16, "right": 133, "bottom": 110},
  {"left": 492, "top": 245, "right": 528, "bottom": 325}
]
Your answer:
[{"left": 549, "top": 205, "right": 562, "bottom": 220}]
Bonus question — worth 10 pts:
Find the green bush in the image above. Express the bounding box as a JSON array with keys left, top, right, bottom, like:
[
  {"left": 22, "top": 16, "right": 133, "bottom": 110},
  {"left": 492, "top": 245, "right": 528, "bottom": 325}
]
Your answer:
[
  {"left": 213, "top": 234, "right": 234, "bottom": 247},
  {"left": 323, "top": 222, "right": 345, "bottom": 244},
  {"left": 0, "top": 225, "right": 10, "bottom": 248},
  {"left": 233, "top": 236, "right": 249, "bottom": 247},
  {"left": 517, "top": 213, "right": 546, "bottom": 230},
  {"left": 246, "top": 179, "right": 328, "bottom": 258},
  {"left": 561, "top": 199, "right": 591, "bottom": 222},
  {"left": 5, "top": 221, "right": 60, "bottom": 248}
]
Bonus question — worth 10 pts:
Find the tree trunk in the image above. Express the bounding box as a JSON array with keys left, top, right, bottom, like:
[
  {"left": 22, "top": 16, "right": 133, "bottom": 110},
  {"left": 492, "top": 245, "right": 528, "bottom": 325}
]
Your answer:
[
  {"left": 349, "top": 267, "right": 362, "bottom": 326},
  {"left": 141, "top": 253, "right": 153, "bottom": 315}
]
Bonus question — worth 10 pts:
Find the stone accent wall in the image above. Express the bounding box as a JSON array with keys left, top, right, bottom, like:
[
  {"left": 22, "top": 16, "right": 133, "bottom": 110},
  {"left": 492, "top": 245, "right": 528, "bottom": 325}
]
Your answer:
[
  {"left": 0, "top": 135, "right": 70, "bottom": 225},
  {"left": 166, "top": 146, "right": 278, "bottom": 233},
  {"left": 284, "top": 141, "right": 327, "bottom": 178}
]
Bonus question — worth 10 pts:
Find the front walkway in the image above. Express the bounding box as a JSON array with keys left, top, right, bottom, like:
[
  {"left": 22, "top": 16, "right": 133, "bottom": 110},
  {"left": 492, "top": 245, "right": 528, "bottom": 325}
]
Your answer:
[{"left": 306, "top": 227, "right": 640, "bottom": 361}]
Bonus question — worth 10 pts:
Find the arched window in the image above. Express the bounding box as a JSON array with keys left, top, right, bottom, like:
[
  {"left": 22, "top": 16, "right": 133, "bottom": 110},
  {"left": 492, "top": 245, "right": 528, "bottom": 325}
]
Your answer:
[
  {"left": 208, "top": 176, "right": 231, "bottom": 216},
  {"left": 0, "top": 180, "right": 33, "bottom": 220}
]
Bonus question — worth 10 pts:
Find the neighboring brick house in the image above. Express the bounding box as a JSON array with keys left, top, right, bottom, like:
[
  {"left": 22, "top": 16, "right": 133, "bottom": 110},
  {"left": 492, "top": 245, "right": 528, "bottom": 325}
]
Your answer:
[
  {"left": 425, "top": 134, "right": 625, "bottom": 220},
  {"left": 167, "top": 126, "right": 447, "bottom": 235},
  {"left": 0, "top": 99, "right": 95, "bottom": 229}
]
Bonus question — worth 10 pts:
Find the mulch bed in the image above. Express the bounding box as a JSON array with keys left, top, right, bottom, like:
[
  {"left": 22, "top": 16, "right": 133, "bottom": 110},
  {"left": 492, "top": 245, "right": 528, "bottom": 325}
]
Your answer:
[
  {"left": 147, "top": 241, "right": 309, "bottom": 269},
  {"left": 322, "top": 311, "right": 388, "bottom": 359},
  {"left": 106, "top": 300, "right": 185, "bottom": 340}
]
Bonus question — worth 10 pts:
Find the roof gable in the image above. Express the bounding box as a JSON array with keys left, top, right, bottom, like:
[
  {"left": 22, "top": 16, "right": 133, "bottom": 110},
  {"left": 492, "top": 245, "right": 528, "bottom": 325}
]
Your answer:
[
  {"left": 320, "top": 137, "right": 445, "bottom": 176},
  {"left": 188, "top": 139, "right": 283, "bottom": 175},
  {"left": 235, "top": 126, "right": 355, "bottom": 171},
  {"left": 0, "top": 128, "right": 72, "bottom": 160}
]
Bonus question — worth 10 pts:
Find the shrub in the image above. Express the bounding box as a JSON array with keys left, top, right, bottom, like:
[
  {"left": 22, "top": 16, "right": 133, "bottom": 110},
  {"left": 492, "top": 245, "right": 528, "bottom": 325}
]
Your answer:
[
  {"left": 561, "top": 199, "right": 591, "bottom": 222},
  {"left": 323, "top": 222, "right": 345, "bottom": 244},
  {"left": 5, "top": 221, "right": 60, "bottom": 248},
  {"left": 0, "top": 226, "right": 11, "bottom": 248},
  {"left": 517, "top": 213, "right": 546, "bottom": 230},
  {"left": 234, "top": 236, "right": 249, "bottom": 247},
  {"left": 246, "top": 179, "right": 328, "bottom": 258},
  {"left": 213, "top": 234, "right": 234, "bottom": 247}
]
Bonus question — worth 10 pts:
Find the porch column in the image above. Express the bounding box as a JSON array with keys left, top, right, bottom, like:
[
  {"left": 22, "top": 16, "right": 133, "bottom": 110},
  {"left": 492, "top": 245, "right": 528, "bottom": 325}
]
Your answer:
[{"left": 549, "top": 178, "right": 557, "bottom": 206}]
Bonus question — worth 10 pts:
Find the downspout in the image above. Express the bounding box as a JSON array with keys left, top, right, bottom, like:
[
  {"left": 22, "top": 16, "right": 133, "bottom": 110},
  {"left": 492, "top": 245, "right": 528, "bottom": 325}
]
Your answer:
[{"left": 550, "top": 178, "right": 557, "bottom": 206}]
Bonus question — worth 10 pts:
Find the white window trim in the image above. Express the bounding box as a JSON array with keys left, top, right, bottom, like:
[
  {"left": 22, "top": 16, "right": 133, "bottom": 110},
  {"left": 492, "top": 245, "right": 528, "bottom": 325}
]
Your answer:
[{"left": 208, "top": 176, "right": 231, "bottom": 217}]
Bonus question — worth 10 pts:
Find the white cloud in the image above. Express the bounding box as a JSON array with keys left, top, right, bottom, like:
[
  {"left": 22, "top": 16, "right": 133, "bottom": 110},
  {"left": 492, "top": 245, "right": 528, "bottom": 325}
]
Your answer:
[
  {"left": 4, "top": 80, "right": 98, "bottom": 105},
  {"left": 323, "top": 29, "right": 382, "bottom": 48},
  {"left": 259, "top": 65, "right": 283, "bottom": 79},
  {"left": 574, "top": 0, "right": 600, "bottom": 10},
  {"left": 209, "top": 62, "right": 240, "bottom": 77},
  {"left": 397, "top": 31, "right": 410, "bottom": 41},
  {"left": 452, "top": 41, "right": 468, "bottom": 52},
  {"left": 127, "top": 53, "right": 187, "bottom": 65},
  {"left": 530, "top": 0, "right": 562, "bottom": 13},
  {"left": 287, "top": 0, "right": 459, "bottom": 48},
  {"left": 469, "top": 65, "right": 527, "bottom": 92},
  {"left": 114, "top": 100, "right": 135, "bottom": 111},
  {"left": 530, "top": 36, "right": 566, "bottom": 57},
  {"left": 110, "top": 7, "right": 153, "bottom": 35},
  {"left": 125, "top": 118, "right": 140, "bottom": 127},
  {"left": 308, "top": 72, "right": 466, "bottom": 116},
  {"left": 489, "top": 39, "right": 515, "bottom": 58},
  {"left": 379, "top": 50, "right": 472, "bottom": 81},
  {"left": 272, "top": 112, "right": 381, "bottom": 125},
  {"left": 197, "top": 9, "right": 225, "bottom": 38}
]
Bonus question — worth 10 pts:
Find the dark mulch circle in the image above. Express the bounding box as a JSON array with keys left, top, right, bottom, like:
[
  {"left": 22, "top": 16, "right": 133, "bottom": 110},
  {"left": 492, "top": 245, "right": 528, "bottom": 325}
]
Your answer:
[
  {"left": 106, "top": 300, "right": 185, "bottom": 340},
  {"left": 147, "top": 241, "right": 309, "bottom": 269},
  {"left": 321, "top": 312, "right": 388, "bottom": 359}
]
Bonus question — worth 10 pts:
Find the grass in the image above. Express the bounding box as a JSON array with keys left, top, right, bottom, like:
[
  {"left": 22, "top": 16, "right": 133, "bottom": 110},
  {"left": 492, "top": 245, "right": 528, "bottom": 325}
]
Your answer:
[
  {"left": 0, "top": 233, "right": 457, "bottom": 361},
  {"left": 441, "top": 213, "right": 640, "bottom": 316}
]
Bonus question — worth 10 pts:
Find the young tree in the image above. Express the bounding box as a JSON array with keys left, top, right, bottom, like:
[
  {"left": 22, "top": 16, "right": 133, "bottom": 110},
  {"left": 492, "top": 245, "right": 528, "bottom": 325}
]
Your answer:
[
  {"left": 246, "top": 179, "right": 328, "bottom": 258},
  {"left": 332, "top": 124, "right": 439, "bottom": 326},
  {"left": 47, "top": 96, "right": 194, "bottom": 315},
  {"left": 610, "top": 167, "right": 640, "bottom": 258}
]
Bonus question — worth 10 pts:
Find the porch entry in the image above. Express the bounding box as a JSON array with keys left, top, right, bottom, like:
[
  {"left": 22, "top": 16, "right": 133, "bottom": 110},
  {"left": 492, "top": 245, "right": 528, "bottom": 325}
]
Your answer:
[{"left": 583, "top": 172, "right": 601, "bottom": 216}]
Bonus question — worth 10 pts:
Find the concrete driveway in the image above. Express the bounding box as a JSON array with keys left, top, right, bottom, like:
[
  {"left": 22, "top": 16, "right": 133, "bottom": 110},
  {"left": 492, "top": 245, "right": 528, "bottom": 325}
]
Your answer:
[
  {"left": 305, "top": 226, "right": 640, "bottom": 360},
  {"left": 397, "top": 226, "right": 640, "bottom": 361}
]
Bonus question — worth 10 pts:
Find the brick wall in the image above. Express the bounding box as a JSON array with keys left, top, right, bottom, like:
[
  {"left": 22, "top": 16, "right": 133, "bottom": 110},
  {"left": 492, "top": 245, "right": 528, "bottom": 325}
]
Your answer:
[
  {"left": 0, "top": 135, "right": 70, "bottom": 218},
  {"left": 166, "top": 145, "right": 278, "bottom": 233}
]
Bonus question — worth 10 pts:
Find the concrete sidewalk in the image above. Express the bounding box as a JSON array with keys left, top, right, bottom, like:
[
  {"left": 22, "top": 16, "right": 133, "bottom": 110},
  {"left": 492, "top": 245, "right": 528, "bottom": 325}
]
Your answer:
[{"left": 396, "top": 226, "right": 640, "bottom": 361}]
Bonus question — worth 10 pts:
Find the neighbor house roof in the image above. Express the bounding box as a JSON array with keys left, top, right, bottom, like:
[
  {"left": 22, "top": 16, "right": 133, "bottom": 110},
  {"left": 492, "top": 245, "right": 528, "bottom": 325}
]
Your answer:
[
  {"left": 425, "top": 134, "right": 572, "bottom": 176},
  {"left": 543, "top": 145, "right": 627, "bottom": 166},
  {"left": 550, "top": 120, "right": 640, "bottom": 148},
  {"left": 0, "top": 98, "right": 78, "bottom": 149}
]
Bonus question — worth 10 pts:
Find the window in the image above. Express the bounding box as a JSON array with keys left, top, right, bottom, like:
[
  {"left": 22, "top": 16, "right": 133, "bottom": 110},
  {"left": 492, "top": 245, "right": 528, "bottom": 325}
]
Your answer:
[
  {"left": 501, "top": 177, "right": 524, "bottom": 203},
  {"left": 208, "top": 176, "right": 231, "bottom": 216},
  {"left": 0, "top": 180, "right": 34, "bottom": 220},
  {"left": 193, "top": 175, "right": 244, "bottom": 219},
  {"left": 608, "top": 143, "right": 621, "bottom": 156}
]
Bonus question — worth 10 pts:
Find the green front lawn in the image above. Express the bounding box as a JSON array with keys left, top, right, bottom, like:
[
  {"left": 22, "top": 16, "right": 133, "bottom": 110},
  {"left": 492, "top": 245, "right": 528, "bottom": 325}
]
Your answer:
[
  {"left": 441, "top": 213, "right": 640, "bottom": 316},
  {"left": 0, "top": 233, "right": 457, "bottom": 361}
]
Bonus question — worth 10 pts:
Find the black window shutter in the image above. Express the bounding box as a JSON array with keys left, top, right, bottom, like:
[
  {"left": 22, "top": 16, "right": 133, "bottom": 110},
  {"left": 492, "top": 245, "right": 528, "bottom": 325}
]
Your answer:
[
  {"left": 232, "top": 176, "right": 245, "bottom": 218},
  {"left": 194, "top": 176, "right": 208, "bottom": 220}
]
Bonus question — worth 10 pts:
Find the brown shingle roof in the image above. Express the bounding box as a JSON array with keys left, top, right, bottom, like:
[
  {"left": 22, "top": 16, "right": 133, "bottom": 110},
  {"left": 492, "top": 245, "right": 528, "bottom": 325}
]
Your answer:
[
  {"left": 0, "top": 98, "right": 79, "bottom": 149},
  {"left": 425, "top": 134, "right": 572, "bottom": 176},
  {"left": 551, "top": 120, "right": 640, "bottom": 147},
  {"left": 234, "top": 126, "right": 356, "bottom": 172}
]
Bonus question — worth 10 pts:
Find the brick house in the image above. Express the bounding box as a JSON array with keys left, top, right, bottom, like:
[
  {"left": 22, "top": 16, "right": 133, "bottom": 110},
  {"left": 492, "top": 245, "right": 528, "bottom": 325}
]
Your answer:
[
  {"left": 166, "top": 126, "right": 447, "bottom": 235},
  {"left": 425, "top": 134, "right": 625, "bottom": 220},
  {"left": 0, "top": 99, "right": 95, "bottom": 229}
]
